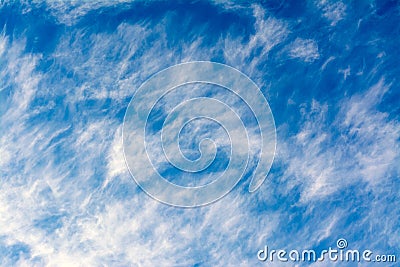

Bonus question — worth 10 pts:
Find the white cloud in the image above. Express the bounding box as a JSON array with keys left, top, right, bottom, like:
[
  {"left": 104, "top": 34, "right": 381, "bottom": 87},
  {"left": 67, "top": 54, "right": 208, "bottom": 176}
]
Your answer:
[
  {"left": 0, "top": 4, "right": 282, "bottom": 265},
  {"left": 223, "top": 5, "right": 289, "bottom": 76},
  {"left": 43, "top": 0, "right": 132, "bottom": 26},
  {"left": 279, "top": 78, "right": 399, "bottom": 203},
  {"left": 315, "top": 0, "right": 346, "bottom": 26},
  {"left": 288, "top": 38, "right": 320, "bottom": 63},
  {"left": 340, "top": 78, "right": 399, "bottom": 185},
  {"left": 106, "top": 125, "right": 128, "bottom": 184}
]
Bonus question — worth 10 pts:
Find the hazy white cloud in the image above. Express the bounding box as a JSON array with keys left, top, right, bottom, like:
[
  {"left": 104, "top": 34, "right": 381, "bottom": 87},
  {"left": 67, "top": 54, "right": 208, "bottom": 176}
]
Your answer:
[
  {"left": 43, "top": 0, "right": 132, "bottom": 26},
  {"left": 340, "top": 78, "right": 399, "bottom": 185},
  {"left": 223, "top": 5, "right": 289, "bottom": 76},
  {"left": 0, "top": 4, "right": 281, "bottom": 265},
  {"left": 288, "top": 38, "right": 320, "bottom": 63},
  {"left": 280, "top": 78, "right": 399, "bottom": 203},
  {"left": 316, "top": 0, "right": 346, "bottom": 26}
]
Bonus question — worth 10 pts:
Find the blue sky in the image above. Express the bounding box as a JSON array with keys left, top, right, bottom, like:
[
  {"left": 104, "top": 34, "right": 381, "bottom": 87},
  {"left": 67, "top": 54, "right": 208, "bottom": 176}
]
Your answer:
[{"left": 0, "top": 0, "right": 399, "bottom": 266}]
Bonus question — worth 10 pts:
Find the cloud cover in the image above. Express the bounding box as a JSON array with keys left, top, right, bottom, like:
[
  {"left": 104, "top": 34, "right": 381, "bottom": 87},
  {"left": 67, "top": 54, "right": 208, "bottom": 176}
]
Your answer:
[{"left": 0, "top": 0, "right": 399, "bottom": 266}]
